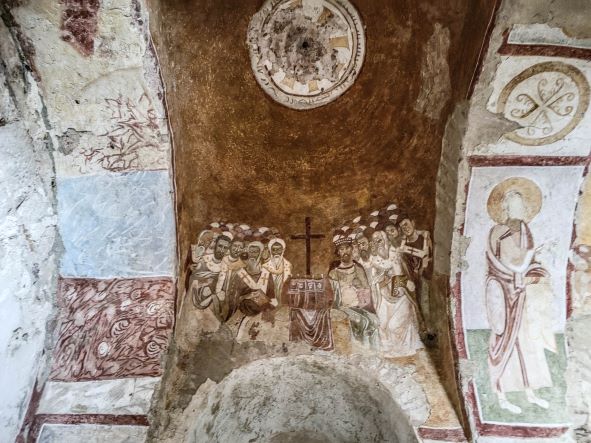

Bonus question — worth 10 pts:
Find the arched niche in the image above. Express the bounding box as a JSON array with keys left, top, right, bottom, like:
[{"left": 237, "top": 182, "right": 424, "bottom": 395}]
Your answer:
[{"left": 181, "top": 355, "right": 419, "bottom": 443}]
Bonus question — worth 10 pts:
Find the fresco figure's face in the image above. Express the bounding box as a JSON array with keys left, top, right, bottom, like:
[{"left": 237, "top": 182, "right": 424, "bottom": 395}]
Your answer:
[
  {"left": 385, "top": 225, "right": 399, "bottom": 244},
  {"left": 356, "top": 236, "right": 370, "bottom": 260},
  {"left": 357, "top": 236, "right": 369, "bottom": 252},
  {"left": 337, "top": 244, "right": 353, "bottom": 264},
  {"left": 248, "top": 245, "right": 262, "bottom": 260},
  {"left": 214, "top": 238, "right": 230, "bottom": 260},
  {"left": 400, "top": 219, "right": 415, "bottom": 237},
  {"left": 372, "top": 231, "right": 389, "bottom": 259},
  {"left": 230, "top": 241, "right": 244, "bottom": 259},
  {"left": 504, "top": 191, "right": 527, "bottom": 221},
  {"left": 271, "top": 243, "right": 284, "bottom": 257},
  {"left": 198, "top": 232, "right": 214, "bottom": 249},
  {"left": 369, "top": 238, "right": 378, "bottom": 256}
]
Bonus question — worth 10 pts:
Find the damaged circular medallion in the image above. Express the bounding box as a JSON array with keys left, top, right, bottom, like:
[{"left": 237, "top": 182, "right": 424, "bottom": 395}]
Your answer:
[{"left": 247, "top": 0, "right": 365, "bottom": 110}]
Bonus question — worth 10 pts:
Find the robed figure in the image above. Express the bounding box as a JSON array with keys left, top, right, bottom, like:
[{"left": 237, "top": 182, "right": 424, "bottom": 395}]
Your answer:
[
  {"left": 262, "top": 238, "right": 292, "bottom": 305},
  {"left": 225, "top": 241, "right": 276, "bottom": 322},
  {"left": 486, "top": 186, "right": 556, "bottom": 414},
  {"left": 370, "top": 229, "right": 424, "bottom": 358},
  {"left": 328, "top": 234, "right": 379, "bottom": 349}
]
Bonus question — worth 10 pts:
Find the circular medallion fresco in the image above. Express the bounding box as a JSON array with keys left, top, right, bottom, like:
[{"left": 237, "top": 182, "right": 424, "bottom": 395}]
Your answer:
[
  {"left": 247, "top": 0, "right": 365, "bottom": 110},
  {"left": 497, "top": 62, "right": 590, "bottom": 146}
]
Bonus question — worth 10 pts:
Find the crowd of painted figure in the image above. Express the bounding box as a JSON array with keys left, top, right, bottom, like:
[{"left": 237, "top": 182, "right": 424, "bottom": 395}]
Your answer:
[
  {"left": 328, "top": 203, "right": 431, "bottom": 357},
  {"left": 187, "top": 223, "right": 293, "bottom": 323},
  {"left": 187, "top": 203, "right": 431, "bottom": 358}
]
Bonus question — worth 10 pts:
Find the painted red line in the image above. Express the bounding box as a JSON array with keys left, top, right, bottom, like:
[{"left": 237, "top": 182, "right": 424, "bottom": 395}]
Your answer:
[
  {"left": 451, "top": 272, "right": 467, "bottom": 359},
  {"left": 468, "top": 155, "right": 589, "bottom": 167},
  {"left": 498, "top": 31, "right": 591, "bottom": 60},
  {"left": 467, "top": 0, "right": 504, "bottom": 99},
  {"left": 418, "top": 426, "right": 467, "bottom": 442},
  {"left": 15, "top": 380, "right": 45, "bottom": 443}
]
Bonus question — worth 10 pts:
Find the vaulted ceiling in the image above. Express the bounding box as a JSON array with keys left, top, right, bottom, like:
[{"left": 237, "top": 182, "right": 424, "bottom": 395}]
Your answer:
[{"left": 148, "top": 0, "right": 496, "bottom": 273}]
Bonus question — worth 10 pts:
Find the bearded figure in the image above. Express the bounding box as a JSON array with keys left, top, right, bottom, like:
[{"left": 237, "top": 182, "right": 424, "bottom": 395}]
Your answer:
[
  {"left": 225, "top": 241, "right": 275, "bottom": 320},
  {"left": 262, "top": 238, "right": 292, "bottom": 306},
  {"left": 191, "top": 230, "right": 216, "bottom": 263},
  {"left": 328, "top": 235, "right": 378, "bottom": 349},
  {"left": 215, "top": 238, "right": 246, "bottom": 300},
  {"left": 189, "top": 233, "right": 231, "bottom": 312}
]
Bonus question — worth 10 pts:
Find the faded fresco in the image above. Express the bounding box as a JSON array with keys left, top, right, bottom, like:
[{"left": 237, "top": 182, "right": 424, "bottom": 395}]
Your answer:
[
  {"left": 480, "top": 58, "right": 591, "bottom": 157},
  {"left": 461, "top": 166, "right": 585, "bottom": 425},
  {"left": 248, "top": 0, "right": 366, "bottom": 110},
  {"left": 51, "top": 277, "right": 175, "bottom": 381},
  {"left": 187, "top": 204, "right": 431, "bottom": 359}
]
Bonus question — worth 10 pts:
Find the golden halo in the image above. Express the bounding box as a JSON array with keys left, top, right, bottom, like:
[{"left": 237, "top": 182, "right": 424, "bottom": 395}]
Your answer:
[{"left": 487, "top": 177, "right": 543, "bottom": 224}]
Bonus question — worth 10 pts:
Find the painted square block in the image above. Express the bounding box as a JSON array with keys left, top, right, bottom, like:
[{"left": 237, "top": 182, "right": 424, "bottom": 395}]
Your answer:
[
  {"left": 37, "top": 423, "right": 148, "bottom": 443},
  {"left": 50, "top": 277, "right": 175, "bottom": 381},
  {"left": 459, "top": 165, "right": 584, "bottom": 432},
  {"left": 57, "top": 171, "right": 175, "bottom": 278},
  {"left": 472, "top": 56, "right": 591, "bottom": 157}
]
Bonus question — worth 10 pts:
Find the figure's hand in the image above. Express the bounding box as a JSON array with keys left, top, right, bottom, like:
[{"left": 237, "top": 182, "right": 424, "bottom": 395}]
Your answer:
[
  {"left": 271, "top": 298, "right": 278, "bottom": 307},
  {"left": 199, "top": 295, "right": 213, "bottom": 308},
  {"left": 217, "top": 290, "right": 226, "bottom": 301},
  {"left": 192, "top": 287, "right": 212, "bottom": 309},
  {"left": 202, "top": 286, "right": 212, "bottom": 298}
]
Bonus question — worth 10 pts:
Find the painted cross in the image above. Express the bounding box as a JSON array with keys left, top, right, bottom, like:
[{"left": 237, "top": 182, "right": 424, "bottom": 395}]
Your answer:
[{"left": 291, "top": 217, "right": 325, "bottom": 276}]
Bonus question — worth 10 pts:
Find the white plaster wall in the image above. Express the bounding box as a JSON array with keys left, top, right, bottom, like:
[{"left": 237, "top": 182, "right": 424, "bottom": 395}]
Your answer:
[
  {"left": 0, "top": 18, "right": 60, "bottom": 441},
  {"left": 0, "top": 0, "right": 176, "bottom": 441}
]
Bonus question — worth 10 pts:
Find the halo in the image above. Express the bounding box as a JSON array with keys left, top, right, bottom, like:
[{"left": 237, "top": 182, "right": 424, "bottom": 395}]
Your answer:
[{"left": 486, "top": 177, "right": 543, "bottom": 224}]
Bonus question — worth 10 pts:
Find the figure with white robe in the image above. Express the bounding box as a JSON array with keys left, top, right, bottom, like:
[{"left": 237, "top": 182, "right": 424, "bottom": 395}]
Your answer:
[
  {"left": 370, "top": 229, "right": 423, "bottom": 358},
  {"left": 486, "top": 190, "right": 556, "bottom": 414},
  {"left": 262, "top": 238, "right": 292, "bottom": 306}
]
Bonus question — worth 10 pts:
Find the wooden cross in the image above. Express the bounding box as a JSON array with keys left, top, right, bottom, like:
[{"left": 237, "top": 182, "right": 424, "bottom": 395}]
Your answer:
[{"left": 291, "top": 217, "right": 325, "bottom": 276}]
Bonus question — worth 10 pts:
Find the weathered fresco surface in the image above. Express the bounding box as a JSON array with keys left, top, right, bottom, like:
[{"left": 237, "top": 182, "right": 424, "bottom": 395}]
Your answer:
[
  {"left": 187, "top": 204, "right": 430, "bottom": 359},
  {"left": 50, "top": 277, "right": 175, "bottom": 381},
  {"left": 161, "top": 204, "right": 468, "bottom": 442},
  {"left": 57, "top": 171, "right": 175, "bottom": 278},
  {"left": 145, "top": 0, "right": 498, "bottom": 441},
  {"left": 461, "top": 167, "right": 583, "bottom": 425},
  {"left": 2, "top": 1, "right": 176, "bottom": 442},
  {"left": 247, "top": 0, "right": 366, "bottom": 109},
  {"left": 450, "top": 4, "right": 591, "bottom": 437}
]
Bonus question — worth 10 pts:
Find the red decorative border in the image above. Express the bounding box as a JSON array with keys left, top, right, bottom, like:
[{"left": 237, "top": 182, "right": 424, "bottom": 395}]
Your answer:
[
  {"left": 29, "top": 414, "right": 149, "bottom": 442},
  {"left": 469, "top": 155, "right": 589, "bottom": 167},
  {"left": 467, "top": 0, "right": 503, "bottom": 99},
  {"left": 498, "top": 29, "right": 591, "bottom": 61},
  {"left": 451, "top": 272, "right": 468, "bottom": 359},
  {"left": 15, "top": 380, "right": 45, "bottom": 443},
  {"left": 418, "top": 426, "right": 467, "bottom": 442}
]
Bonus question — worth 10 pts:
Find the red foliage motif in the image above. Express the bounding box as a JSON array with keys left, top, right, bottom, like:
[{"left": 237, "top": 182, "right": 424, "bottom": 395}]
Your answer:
[
  {"left": 83, "top": 93, "right": 165, "bottom": 172},
  {"left": 50, "top": 277, "right": 175, "bottom": 381}
]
